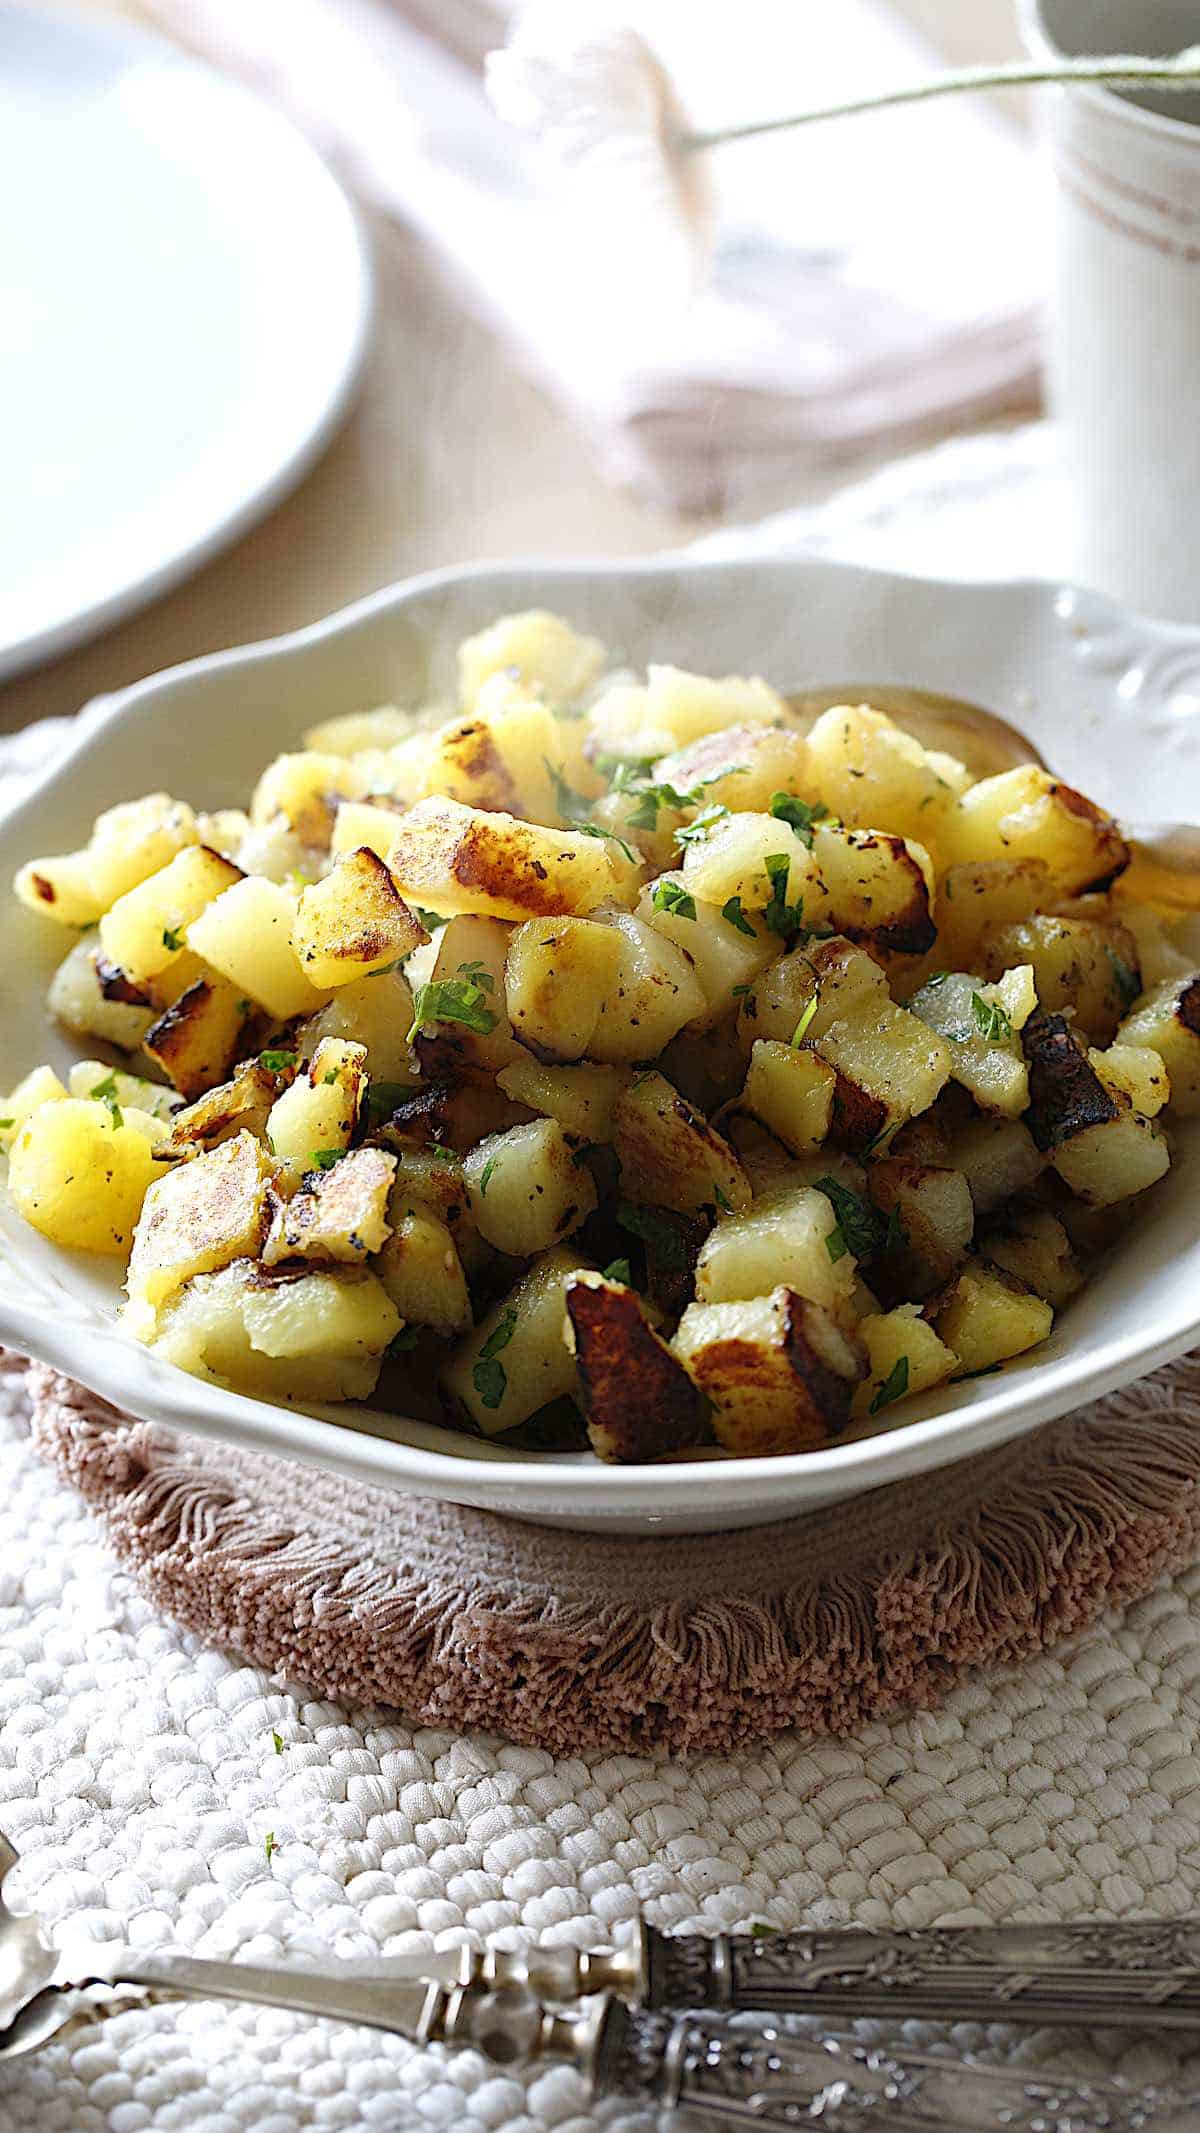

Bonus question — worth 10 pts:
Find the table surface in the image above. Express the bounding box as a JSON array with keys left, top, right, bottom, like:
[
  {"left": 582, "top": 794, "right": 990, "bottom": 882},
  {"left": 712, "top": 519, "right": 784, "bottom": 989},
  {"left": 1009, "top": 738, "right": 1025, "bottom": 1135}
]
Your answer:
[{"left": 0, "top": 0, "right": 1022, "bottom": 736}]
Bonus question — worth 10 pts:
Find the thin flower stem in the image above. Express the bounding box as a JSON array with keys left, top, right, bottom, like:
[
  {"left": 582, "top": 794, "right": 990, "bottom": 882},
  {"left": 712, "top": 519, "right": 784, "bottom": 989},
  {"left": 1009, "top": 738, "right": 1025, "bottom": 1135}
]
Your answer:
[{"left": 679, "top": 51, "right": 1200, "bottom": 154}]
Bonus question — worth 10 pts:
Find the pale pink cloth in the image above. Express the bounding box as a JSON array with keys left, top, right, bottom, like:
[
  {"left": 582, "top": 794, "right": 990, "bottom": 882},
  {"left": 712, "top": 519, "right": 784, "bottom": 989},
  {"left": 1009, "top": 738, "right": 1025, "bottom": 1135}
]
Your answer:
[
  {"left": 25, "top": 1352, "right": 1200, "bottom": 1755},
  {"left": 148, "top": 0, "right": 1047, "bottom": 510}
]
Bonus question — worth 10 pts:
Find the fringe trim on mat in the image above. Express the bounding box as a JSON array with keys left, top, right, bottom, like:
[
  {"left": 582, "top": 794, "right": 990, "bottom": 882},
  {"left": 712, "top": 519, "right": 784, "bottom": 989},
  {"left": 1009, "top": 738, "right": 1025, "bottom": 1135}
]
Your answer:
[{"left": 25, "top": 1357, "right": 1200, "bottom": 1756}]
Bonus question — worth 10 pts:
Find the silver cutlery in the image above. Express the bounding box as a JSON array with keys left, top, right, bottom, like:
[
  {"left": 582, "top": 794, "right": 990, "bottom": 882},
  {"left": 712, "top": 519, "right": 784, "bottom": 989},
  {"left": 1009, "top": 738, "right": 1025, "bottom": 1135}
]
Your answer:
[{"left": 2, "top": 1836, "right": 1200, "bottom": 2129}]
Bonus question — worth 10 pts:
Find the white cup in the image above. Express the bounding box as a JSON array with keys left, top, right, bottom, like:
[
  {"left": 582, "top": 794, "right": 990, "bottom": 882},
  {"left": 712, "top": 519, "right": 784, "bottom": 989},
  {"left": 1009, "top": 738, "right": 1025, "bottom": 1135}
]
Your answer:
[{"left": 1021, "top": 0, "right": 1200, "bottom": 621}]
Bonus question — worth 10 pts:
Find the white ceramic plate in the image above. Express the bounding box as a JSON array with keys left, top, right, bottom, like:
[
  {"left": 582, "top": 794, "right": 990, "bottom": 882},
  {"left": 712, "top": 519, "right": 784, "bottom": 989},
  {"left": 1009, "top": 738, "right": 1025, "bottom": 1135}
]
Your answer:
[
  {"left": 2, "top": 553, "right": 1199, "bottom": 1533},
  {"left": 0, "top": 2, "right": 371, "bottom": 680}
]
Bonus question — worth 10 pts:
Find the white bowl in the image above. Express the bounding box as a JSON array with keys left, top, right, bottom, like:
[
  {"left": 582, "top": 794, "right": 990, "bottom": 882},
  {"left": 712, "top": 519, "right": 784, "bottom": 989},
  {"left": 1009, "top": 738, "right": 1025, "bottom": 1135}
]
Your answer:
[{"left": 2, "top": 555, "right": 1200, "bottom": 1533}]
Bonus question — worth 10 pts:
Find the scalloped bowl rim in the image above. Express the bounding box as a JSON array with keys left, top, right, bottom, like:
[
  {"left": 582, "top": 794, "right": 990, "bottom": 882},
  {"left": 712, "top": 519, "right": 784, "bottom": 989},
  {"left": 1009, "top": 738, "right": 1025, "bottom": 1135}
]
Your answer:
[{"left": 1, "top": 550, "right": 1198, "bottom": 1529}]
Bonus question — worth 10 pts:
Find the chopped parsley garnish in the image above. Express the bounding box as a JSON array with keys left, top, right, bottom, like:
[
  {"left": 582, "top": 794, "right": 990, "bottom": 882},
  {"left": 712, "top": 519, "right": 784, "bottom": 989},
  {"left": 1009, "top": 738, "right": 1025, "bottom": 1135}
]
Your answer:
[
  {"left": 721, "top": 895, "right": 756, "bottom": 938},
  {"left": 429, "top": 1145, "right": 458, "bottom": 1164},
  {"left": 825, "top": 1226, "right": 849, "bottom": 1263},
  {"left": 271, "top": 1730, "right": 284, "bottom": 1755},
  {"left": 0, "top": 1119, "right": 12, "bottom": 1131},
  {"left": 924, "top": 971, "right": 949, "bottom": 988},
  {"left": 1106, "top": 946, "right": 1141, "bottom": 1011},
  {"left": 610, "top": 762, "right": 742, "bottom": 831},
  {"left": 161, "top": 926, "right": 185, "bottom": 953},
  {"left": 815, "top": 1174, "right": 890, "bottom": 1263},
  {"left": 870, "top": 1356, "right": 910, "bottom": 1414},
  {"left": 601, "top": 1256, "right": 632, "bottom": 1285},
  {"left": 322, "top": 1071, "right": 338, "bottom": 1085},
  {"left": 652, "top": 879, "right": 697, "bottom": 921},
  {"left": 616, "top": 1201, "right": 689, "bottom": 1269},
  {"left": 264, "top": 1831, "right": 279, "bottom": 1863},
  {"left": 260, "top": 1049, "right": 298, "bottom": 1072},
  {"left": 762, "top": 853, "right": 804, "bottom": 938},
  {"left": 387, "top": 1327, "right": 420, "bottom": 1354},
  {"left": 90, "top": 1074, "right": 123, "bottom": 1129},
  {"left": 712, "top": 1184, "right": 733, "bottom": 1214},
  {"left": 309, "top": 1147, "right": 347, "bottom": 1171},
  {"left": 407, "top": 977, "right": 498, "bottom": 1044},
  {"left": 472, "top": 1306, "right": 517, "bottom": 1411},
  {"left": 577, "top": 821, "right": 638, "bottom": 865},
  {"left": 768, "top": 792, "right": 827, "bottom": 847},
  {"left": 413, "top": 907, "right": 446, "bottom": 932},
  {"left": 544, "top": 757, "right": 592, "bottom": 824},
  {"left": 791, "top": 996, "right": 819, "bottom": 1046},
  {"left": 971, "top": 992, "right": 1013, "bottom": 1043},
  {"left": 457, "top": 959, "right": 495, "bottom": 992},
  {"left": 675, "top": 803, "right": 730, "bottom": 848},
  {"left": 479, "top": 1154, "right": 499, "bottom": 1196},
  {"left": 731, "top": 983, "right": 754, "bottom": 1001}
]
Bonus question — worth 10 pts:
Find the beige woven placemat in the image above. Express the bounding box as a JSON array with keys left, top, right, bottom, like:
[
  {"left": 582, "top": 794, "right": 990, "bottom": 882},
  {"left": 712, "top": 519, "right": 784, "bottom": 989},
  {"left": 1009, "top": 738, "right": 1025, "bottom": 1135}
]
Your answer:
[{"left": 23, "top": 1350, "right": 1200, "bottom": 1757}]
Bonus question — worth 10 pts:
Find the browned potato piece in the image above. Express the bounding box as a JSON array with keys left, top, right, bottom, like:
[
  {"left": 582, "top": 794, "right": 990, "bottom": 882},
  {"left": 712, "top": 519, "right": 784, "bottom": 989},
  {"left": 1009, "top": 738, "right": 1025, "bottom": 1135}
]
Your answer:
[
  {"left": 125, "top": 1130, "right": 273, "bottom": 1319},
  {"left": 931, "top": 1260, "right": 1054, "bottom": 1375},
  {"left": 504, "top": 917, "right": 622, "bottom": 1060},
  {"left": 979, "top": 1207, "right": 1084, "bottom": 1310},
  {"left": 376, "top": 1209, "right": 471, "bottom": 1336},
  {"left": 1023, "top": 1010, "right": 1169, "bottom": 1206},
  {"left": 166, "top": 1060, "right": 287, "bottom": 1151},
  {"left": 927, "top": 857, "right": 1052, "bottom": 977},
  {"left": 262, "top": 1147, "right": 396, "bottom": 1265},
  {"left": 48, "top": 941, "right": 159, "bottom": 1052},
  {"left": 739, "top": 1041, "right": 835, "bottom": 1156},
  {"left": 653, "top": 723, "right": 811, "bottom": 813},
  {"left": 410, "top": 913, "right": 521, "bottom": 1082},
  {"left": 943, "top": 1115, "right": 1045, "bottom": 1219},
  {"left": 292, "top": 848, "right": 427, "bottom": 989},
  {"left": 673, "top": 1287, "right": 866, "bottom": 1455},
  {"left": 1118, "top": 974, "right": 1200, "bottom": 1113},
  {"left": 811, "top": 823, "right": 937, "bottom": 957},
  {"left": 852, "top": 1306, "right": 959, "bottom": 1420},
  {"left": 143, "top": 977, "right": 248, "bottom": 1099},
  {"left": 981, "top": 915, "right": 1141, "bottom": 1044},
  {"left": 612, "top": 1071, "right": 751, "bottom": 1215},
  {"left": 867, "top": 1158, "right": 974, "bottom": 1297},
  {"left": 565, "top": 1274, "right": 710, "bottom": 1464},
  {"left": 387, "top": 797, "right": 618, "bottom": 920},
  {"left": 379, "top": 1079, "right": 531, "bottom": 1153}
]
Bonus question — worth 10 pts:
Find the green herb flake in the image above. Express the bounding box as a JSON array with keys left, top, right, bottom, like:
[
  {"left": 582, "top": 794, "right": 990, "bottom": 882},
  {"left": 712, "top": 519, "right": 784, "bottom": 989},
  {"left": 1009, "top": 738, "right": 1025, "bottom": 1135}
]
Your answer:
[
  {"left": 762, "top": 853, "right": 804, "bottom": 939},
  {"left": 472, "top": 1306, "right": 518, "bottom": 1411},
  {"left": 309, "top": 1147, "right": 347, "bottom": 1171},
  {"left": 652, "top": 878, "right": 697, "bottom": 921},
  {"left": 407, "top": 977, "right": 499, "bottom": 1045},
  {"left": 457, "top": 959, "right": 495, "bottom": 992},
  {"left": 712, "top": 1184, "right": 733, "bottom": 1214},
  {"left": 577, "top": 821, "right": 638, "bottom": 865},
  {"left": 365, "top": 1080, "right": 410, "bottom": 1126},
  {"left": 260, "top": 1049, "right": 298, "bottom": 1073},
  {"left": 429, "top": 1145, "right": 458, "bottom": 1165},
  {"left": 271, "top": 1730, "right": 284, "bottom": 1755},
  {"left": 825, "top": 1225, "right": 849, "bottom": 1263},
  {"left": 616, "top": 1200, "right": 688, "bottom": 1269},
  {"left": 264, "top": 1831, "right": 279, "bottom": 1863},
  {"left": 414, "top": 907, "right": 446, "bottom": 931},
  {"left": 90, "top": 1074, "right": 124, "bottom": 1130},
  {"left": 790, "top": 996, "right": 819, "bottom": 1046},
  {"left": 675, "top": 803, "right": 730, "bottom": 849},
  {"left": 544, "top": 757, "right": 592, "bottom": 825},
  {"left": 479, "top": 1154, "right": 499, "bottom": 1196},
  {"left": 814, "top": 1174, "right": 888, "bottom": 1262},
  {"left": 870, "top": 1356, "right": 910, "bottom": 1414},
  {"left": 971, "top": 992, "right": 1013, "bottom": 1043},
  {"left": 161, "top": 926, "right": 185, "bottom": 953},
  {"left": 601, "top": 1256, "right": 632, "bottom": 1285},
  {"left": 1106, "top": 946, "right": 1141, "bottom": 1011},
  {"left": 768, "top": 792, "right": 827, "bottom": 847},
  {"left": 721, "top": 895, "right": 757, "bottom": 938},
  {"left": 387, "top": 1327, "right": 420, "bottom": 1354},
  {"left": 731, "top": 983, "right": 754, "bottom": 1001},
  {"left": 0, "top": 1119, "right": 12, "bottom": 1131}
]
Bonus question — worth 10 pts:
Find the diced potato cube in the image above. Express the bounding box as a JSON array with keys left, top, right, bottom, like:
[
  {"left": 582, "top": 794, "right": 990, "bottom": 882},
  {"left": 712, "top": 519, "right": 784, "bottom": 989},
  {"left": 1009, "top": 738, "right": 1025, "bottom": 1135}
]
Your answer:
[
  {"left": 908, "top": 969, "right": 1032, "bottom": 1118},
  {"left": 740, "top": 1041, "right": 835, "bottom": 1156},
  {"left": 125, "top": 1130, "right": 273, "bottom": 1313},
  {"left": 805, "top": 703, "right": 965, "bottom": 848},
  {"left": 0, "top": 1064, "right": 69, "bottom": 1150},
  {"left": 932, "top": 1261, "right": 1054, "bottom": 1375},
  {"left": 67, "top": 1061, "right": 178, "bottom": 1123},
  {"left": 330, "top": 799, "right": 410, "bottom": 862},
  {"left": 442, "top": 1247, "right": 587, "bottom": 1434},
  {"left": 86, "top": 795, "right": 200, "bottom": 907},
  {"left": 852, "top": 1305, "right": 959, "bottom": 1420},
  {"left": 816, "top": 1007, "right": 953, "bottom": 1153},
  {"left": 15, "top": 850, "right": 106, "bottom": 928},
  {"left": 387, "top": 797, "right": 619, "bottom": 920},
  {"left": 463, "top": 1118, "right": 596, "bottom": 1256},
  {"left": 263, "top": 1146, "right": 395, "bottom": 1264},
  {"left": 930, "top": 857, "right": 1052, "bottom": 976},
  {"left": 1051, "top": 1112, "right": 1170, "bottom": 1207},
  {"left": 143, "top": 975, "right": 249, "bottom": 1099},
  {"left": 612, "top": 1071, "right": 749, "bottom": 1214},
  {"left": 565, "top": 1273, "right": 709, "bottom": 1462},
  {"left": 979, "top": 1208, "right": 1083, "bottom": 1310},
  {"left": 654, "top": 723, "right": 812, "bottom": 814},
  {"left": 495, "top": 1057, "right": 626, "bottom": 1139},
  {"left": 266, "top": 1038, "right": 366, "bottom": 1186},
  {"left": 49, "top": 941, "right": 158, "bottom": 1052},
  {"left": 100, "top": 845, "right": 244, "bottom": 986},
  {"left": 376, "top": 1209, "right": 471, "bottom": 1335},
  {"left": 1088, "top": 1042, "right": 1170, "bottom": 1116},
  {"left": 457, "top": 609, "right": 605, "bottom": 711},
  {"left": 425, "top": 680, "right": 566, "bottom": 825},
  {"left": 637, "top": 872, "right": 774, "bottom": 1028},
  {"left": 982, "top": 915, "right": 1141, "bottom": 1045},
  {"left": 1118, "top": 975, "right": 1200, "bottom": 1114},
  {"left": 867, "top": 1158, "right": 974, "bottom": 1292},
  {"left": 694, "top": 1184, "right": 857, "bottom": 1317},
  {"left": 811, "top": 823, "right": 936, "bottom": 957},
  {"left": 241, "top": 1266, "right": 399, "bottom": 1361},
  {"left": 165, "top": 1060, "right": 282, "bottom": 1150},
  {"left": 304, "top": 705, "right": 417, "bottom": 756},
  {"left": 7, "top": 1097, "right": 166, "bottom": 1255},
  {"left": 292, "top": 848, "right": 427, "bottom": 989},
  {"left": 250, "top": 752, "right": 365, "bottom": 843},
  {"left": 586, "top": 913, "right": 707, "bottom": 1065},
  {"left": 944, "top": 1115, "right": 1044, "bottom": 1217},
  {"left": 679, "top": 810, "right": 825, "bottom": 917},
  {"left": 300, "top": 969, "right": 419, "bottom": 1089},
  {"left": 586, "top": 666, "right": 786, "bottom": 764},
  {"left": 504, "top": 917, "right": 623, "bottom": 1061},
  {"left": 146, "top": 1261, "right": 394, "bottom": 1401},
  {"left": 409, "top": 913, "right": 520, "bottom": 1080},
  {"left": 188, "top": 877, "right": 328, "bottom": 1021},
  {"left": 942, "top": 766, "right": 1128, "bottom": 894},
  {"left": 675, "top": 1287, "right": 865, "bottom": 1455}
]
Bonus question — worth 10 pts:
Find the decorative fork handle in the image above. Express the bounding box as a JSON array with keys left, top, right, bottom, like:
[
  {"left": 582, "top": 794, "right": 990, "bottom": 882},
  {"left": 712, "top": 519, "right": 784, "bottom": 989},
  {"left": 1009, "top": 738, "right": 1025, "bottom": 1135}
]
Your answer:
[{"left": 477, "top": 1917, "right": 1200, "bottom": 2029}]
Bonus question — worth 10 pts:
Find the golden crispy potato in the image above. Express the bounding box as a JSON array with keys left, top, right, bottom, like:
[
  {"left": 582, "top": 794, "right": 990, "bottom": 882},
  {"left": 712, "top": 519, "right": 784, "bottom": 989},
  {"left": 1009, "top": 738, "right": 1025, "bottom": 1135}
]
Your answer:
[
  {"left": 565, "top": 1273, "right": 710, "bottom": 1463},
  {"left": 292, "top": 848, "right": 427, "bottom": 990},
  {"left": 387, "top": 797, "right": 620, "bottom": 920},
  {"left": 674, "top": 1287, "right": 865, "bottom": 1455}
]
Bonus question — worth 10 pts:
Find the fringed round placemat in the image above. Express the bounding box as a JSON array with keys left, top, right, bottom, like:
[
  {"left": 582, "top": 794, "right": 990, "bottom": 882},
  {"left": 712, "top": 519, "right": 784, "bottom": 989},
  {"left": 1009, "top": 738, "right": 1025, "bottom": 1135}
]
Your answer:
[{"left": 22, "top": 1352, "right": 1200, "bottom": 1755}]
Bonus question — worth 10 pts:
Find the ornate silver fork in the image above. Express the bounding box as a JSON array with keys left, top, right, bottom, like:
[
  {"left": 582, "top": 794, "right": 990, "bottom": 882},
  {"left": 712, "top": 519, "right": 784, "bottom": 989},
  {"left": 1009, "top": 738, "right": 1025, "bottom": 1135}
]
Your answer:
[{"left": 2, "top": 1835, "right": 1198, "bottom": 2129}]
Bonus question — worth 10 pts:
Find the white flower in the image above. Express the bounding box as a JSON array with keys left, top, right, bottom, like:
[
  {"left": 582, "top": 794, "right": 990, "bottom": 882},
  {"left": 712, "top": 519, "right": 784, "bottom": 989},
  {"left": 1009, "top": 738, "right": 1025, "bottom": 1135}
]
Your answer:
[{"left": 486, "top": 3, "right": 712, "bottom": 315}]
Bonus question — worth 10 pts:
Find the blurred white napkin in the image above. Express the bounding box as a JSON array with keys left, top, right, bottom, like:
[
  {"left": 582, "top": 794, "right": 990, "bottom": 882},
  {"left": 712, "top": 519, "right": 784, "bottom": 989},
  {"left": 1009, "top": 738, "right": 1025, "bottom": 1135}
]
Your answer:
[{"left": 152, "top": 0, "right": 1048, "bottom": 511}]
